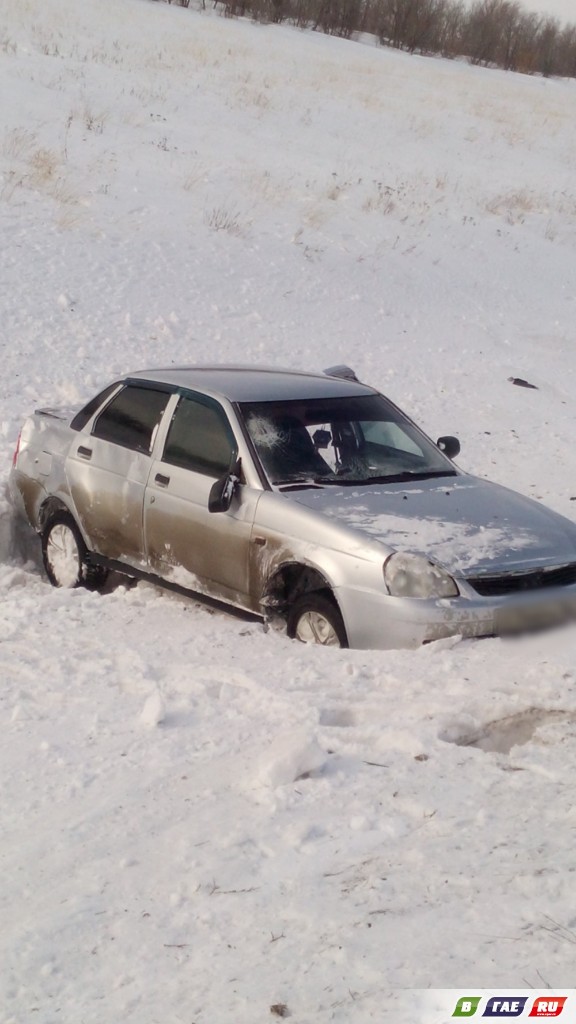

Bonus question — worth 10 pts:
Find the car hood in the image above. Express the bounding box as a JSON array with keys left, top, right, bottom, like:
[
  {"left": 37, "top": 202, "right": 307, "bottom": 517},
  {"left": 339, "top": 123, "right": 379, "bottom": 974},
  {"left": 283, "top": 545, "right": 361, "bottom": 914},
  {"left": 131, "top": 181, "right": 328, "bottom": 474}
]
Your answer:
[{"left": 292, "top": 475, "right": 576, "bottom": 576}]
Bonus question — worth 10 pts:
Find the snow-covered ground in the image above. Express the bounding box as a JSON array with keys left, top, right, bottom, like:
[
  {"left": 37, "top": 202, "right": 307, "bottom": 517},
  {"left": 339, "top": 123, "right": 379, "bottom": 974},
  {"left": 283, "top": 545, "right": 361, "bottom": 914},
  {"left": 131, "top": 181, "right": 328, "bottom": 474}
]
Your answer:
[{"left": 2, "top": 0, "right": 576, "bottom": 1020}]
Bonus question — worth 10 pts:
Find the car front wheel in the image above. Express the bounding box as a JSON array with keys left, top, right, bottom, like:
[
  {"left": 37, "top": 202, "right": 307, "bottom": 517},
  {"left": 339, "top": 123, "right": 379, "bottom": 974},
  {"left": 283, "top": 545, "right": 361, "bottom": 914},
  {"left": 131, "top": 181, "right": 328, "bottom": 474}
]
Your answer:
[
  {"left": 287, "top": 592, "right": 348, "bottom": 648},
  {"left": 41, "top": 512, "right": 108, "bottom": 590}
]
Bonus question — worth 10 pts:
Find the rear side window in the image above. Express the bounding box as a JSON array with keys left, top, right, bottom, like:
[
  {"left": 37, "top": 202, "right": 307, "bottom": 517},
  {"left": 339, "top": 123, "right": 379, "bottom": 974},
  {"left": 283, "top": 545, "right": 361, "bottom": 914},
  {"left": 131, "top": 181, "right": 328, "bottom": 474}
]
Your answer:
[
  {"left": 92, "top": 384, "right": 171, "bottom": 453},
  {"left": 163, "top": 394, "right": 235, "bottom": 477},
  {"left": 71, "top": 382, "right": 121, "bottom": 432}
]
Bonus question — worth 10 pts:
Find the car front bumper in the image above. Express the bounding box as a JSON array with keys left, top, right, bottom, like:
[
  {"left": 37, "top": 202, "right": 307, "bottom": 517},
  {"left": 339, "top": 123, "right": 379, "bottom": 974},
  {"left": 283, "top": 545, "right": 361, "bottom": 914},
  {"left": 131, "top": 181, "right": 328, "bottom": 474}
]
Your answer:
[{"left": 336, "top": 583, "right": 576, "bottom": 650}]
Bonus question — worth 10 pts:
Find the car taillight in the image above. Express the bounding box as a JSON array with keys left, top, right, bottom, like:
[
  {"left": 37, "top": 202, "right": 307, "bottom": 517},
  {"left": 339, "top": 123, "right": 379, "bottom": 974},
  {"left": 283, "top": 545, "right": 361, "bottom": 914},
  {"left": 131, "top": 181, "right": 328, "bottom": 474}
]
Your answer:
[{"left": 12, "top": 431, "right": 21, "bottom": 468}]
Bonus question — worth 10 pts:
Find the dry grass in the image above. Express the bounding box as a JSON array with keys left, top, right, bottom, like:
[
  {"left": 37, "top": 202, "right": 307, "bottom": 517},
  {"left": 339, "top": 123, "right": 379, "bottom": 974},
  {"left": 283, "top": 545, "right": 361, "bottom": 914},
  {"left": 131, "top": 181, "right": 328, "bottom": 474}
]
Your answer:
[
  {"left": 230, "top": 84, "right": 272, "bottom": 112},
  {"left": 301, "top": 204, "right": 331, "bottom": 229},
  {"left": 128, "top": 85, "right": 168, "bottom": 106},
  {"left": 0, "top": 171, "right": 25, "bottom": 202},
  {"left": 1, "top": 127, "right": 80, "bottom": 208},
  {"left": 54, "top": 205, "right": 86, "bottom": 229},
  {"left": 361, "top": 173, "right": 452, "bottom": 220},
  {"left": 486, "top": 190, "right": 544, "bottom": 224},
  {"left": 484, "top": 189, "right": 576, "bottom": 233},
  {"left": 362, "top": 184, "right": 396, "bottom": 216},
  {"left": 183, "top": 164, "right": 208, "bottom": 192},
  {"left": 45, "top": 177, "right": 80, "bottom": 205},
  {"left": 325, "top": 179, "right": 351, "bottom": 202},
  {"left": 0, "top": 34, "right": 17, "bottom": 54},
  {"left": 29, "top": 147, "right": 60, "bottom": 183},
  {"left": 2, "top": 128, "right": 36, "bottom": 161},
  {"left": 203, "top": 204, "right": 251, "bottom": 236},
  {"left": 83, "top": 105, "right": 107, "bottom": 134}
]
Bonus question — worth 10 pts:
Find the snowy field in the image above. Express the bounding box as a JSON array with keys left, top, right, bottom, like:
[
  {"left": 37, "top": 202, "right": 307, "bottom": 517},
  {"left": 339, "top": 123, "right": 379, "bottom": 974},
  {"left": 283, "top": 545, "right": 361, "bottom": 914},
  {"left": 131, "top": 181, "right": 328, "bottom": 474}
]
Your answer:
[{"left": 2, "top": 0, "right": 576, "bottom": 1020}]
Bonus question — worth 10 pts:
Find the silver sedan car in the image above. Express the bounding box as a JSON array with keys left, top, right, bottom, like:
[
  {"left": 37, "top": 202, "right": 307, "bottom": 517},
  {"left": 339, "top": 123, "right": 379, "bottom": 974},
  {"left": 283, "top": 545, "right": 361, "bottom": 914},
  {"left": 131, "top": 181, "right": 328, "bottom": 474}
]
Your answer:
[{"left": 9, "top": 364, "right": 576, "bottom": 648}]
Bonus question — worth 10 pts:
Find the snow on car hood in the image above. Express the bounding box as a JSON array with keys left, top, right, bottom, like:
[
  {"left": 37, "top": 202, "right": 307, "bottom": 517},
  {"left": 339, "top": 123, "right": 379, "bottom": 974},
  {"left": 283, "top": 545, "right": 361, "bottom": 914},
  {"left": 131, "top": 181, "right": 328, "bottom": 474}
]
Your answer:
[{"left": 293, "top": 474, "right": 576, "bottom": 575}]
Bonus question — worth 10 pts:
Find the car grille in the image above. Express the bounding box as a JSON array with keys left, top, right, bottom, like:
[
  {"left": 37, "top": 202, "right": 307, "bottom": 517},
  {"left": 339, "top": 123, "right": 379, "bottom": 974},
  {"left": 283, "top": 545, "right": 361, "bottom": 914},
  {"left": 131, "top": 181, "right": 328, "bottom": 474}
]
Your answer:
[{"left": 467, "top": 563, "right": 576, "bottom": 597}]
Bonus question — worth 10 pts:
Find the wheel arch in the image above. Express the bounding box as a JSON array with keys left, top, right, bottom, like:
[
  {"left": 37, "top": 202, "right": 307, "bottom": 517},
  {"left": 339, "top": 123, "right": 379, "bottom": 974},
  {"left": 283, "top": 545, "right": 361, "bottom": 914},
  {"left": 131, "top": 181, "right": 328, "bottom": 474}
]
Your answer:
[
  {"left": 38, "top": 496, "right": 76, "bottom": 533},
  {"left": 262, "top": 561, "right": 339, "bottom": 613},
  {"left": 38, "top": 497, "right": 93, "bottom": 554}
]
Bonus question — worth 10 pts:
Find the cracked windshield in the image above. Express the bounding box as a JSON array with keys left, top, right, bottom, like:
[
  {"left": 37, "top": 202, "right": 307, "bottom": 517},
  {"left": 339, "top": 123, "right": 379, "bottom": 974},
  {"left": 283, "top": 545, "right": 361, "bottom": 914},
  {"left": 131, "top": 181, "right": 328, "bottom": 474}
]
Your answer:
[{"left": 242, "top": 395, "right": 456, "bottom": 487}]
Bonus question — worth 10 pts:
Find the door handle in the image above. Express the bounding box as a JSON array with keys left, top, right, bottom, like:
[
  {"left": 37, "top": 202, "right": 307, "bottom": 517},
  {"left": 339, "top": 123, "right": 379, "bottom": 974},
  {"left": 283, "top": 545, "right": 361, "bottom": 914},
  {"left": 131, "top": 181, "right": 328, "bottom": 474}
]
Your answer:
[
  {"left": 77, "top": 446, "right": 92, "bottom": 460},
  {"left": 155, "top": 473, "right": 170, "bottom": 487}
]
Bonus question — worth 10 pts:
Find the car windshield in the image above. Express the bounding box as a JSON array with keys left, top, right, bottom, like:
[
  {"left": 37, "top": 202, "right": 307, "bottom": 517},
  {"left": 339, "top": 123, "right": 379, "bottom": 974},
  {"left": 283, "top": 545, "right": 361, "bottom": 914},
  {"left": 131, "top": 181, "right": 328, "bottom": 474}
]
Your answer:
[{"left": 240, "top": 395, "right": 457, "bottom": 487}]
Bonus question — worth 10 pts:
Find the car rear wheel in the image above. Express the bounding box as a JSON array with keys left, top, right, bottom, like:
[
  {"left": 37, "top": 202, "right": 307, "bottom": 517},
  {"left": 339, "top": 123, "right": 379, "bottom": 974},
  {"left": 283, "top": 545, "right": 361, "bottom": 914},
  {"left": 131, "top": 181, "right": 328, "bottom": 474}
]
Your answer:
[
  {"left": 41, "top": 512, "right": 108, "bottom": 590},
  {"left": 287, "top": 592, "right": 348, "bottom": 648}
]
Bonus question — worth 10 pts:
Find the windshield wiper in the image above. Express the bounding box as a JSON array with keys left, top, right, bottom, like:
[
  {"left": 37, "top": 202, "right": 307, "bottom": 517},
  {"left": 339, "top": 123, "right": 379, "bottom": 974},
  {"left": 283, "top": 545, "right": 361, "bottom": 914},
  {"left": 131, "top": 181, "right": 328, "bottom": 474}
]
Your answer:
[
  {"left": 314, "top": 469, "right": 458, "bottom": 486},
  {"left": 276, "top": 479, "right": 326, "bottom": 491}
]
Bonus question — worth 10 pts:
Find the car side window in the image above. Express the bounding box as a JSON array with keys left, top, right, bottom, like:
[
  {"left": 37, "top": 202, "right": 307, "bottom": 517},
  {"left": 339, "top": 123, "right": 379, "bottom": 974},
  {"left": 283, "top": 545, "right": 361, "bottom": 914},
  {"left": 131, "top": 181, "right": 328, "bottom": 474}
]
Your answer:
[
  {"left": 71, "top": 381, "right": 122, "bottom": 432},
  {"left": 92, "top": 384, "right": 171, "bottom": 453},
  {"left": 162, "top": 394, "right": 235, "bottom": 477}
]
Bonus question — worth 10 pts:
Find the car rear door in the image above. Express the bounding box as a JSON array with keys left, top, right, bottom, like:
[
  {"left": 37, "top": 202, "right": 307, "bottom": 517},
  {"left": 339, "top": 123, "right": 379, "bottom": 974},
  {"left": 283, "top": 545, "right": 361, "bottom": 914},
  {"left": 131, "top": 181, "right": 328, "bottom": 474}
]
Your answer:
[
  {"left": 144, "top": 391, "right": 260, "bottom": 606},
  {"left": 66, "top": 382, "right": 173, "bottom": 566}
]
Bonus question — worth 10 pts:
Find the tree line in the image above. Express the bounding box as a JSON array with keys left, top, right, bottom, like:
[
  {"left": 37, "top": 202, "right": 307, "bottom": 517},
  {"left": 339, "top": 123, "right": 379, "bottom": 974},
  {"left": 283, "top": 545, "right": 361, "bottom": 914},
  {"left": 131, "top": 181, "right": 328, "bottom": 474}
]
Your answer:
[{"left": 161, "top": 0, "right": 576, "bottom": 78}]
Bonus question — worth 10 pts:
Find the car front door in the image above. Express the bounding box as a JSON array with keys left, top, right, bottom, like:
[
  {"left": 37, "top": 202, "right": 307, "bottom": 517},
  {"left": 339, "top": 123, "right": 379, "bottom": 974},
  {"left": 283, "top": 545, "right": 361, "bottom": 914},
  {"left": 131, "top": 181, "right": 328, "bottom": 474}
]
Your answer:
[{"left": 144, "top": 392, "right": 260, "bottom": 607}]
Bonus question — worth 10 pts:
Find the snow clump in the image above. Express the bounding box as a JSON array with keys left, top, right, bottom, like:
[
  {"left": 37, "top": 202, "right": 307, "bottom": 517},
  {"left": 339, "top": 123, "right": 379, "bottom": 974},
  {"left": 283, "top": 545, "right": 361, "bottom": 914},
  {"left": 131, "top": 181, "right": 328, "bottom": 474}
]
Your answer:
[{"left": 257, "top": 730, "right": 327, "bottom": 787}]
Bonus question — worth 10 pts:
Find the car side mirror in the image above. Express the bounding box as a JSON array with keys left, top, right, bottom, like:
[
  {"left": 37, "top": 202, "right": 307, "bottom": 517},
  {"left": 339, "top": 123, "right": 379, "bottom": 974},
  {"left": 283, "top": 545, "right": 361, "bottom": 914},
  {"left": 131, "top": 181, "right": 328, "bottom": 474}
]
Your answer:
[
  {"left": 208, "top": 458, "right": 241, "bottom": 514},
  {"left": 437, "top": 435, "right": 460, "bottom": 460}
]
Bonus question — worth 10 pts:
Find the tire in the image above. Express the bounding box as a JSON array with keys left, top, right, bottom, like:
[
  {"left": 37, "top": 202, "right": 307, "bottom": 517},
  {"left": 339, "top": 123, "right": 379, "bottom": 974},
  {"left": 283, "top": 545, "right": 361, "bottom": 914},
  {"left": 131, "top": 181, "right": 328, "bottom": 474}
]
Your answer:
[
  {"left": 287, "top": 591, "right": 348, "bottom": 648},
  {"left": 41, "top": 512, "right": 108, "bottom": 590}
]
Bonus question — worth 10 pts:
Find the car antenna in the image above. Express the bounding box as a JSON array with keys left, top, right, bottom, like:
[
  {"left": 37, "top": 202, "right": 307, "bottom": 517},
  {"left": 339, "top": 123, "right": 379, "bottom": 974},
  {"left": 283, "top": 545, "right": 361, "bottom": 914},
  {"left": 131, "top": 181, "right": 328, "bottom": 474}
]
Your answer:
[{"left": 323, "top": 365, "right": 359, "bottom": 382}]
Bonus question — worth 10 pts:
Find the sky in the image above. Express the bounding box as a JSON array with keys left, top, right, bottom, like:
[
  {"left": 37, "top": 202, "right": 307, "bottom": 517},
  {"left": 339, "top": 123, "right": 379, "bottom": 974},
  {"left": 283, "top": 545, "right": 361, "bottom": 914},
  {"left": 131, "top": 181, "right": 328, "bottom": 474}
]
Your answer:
[{"left": 517, "top": 0, "right": 574, "bottom": 25}]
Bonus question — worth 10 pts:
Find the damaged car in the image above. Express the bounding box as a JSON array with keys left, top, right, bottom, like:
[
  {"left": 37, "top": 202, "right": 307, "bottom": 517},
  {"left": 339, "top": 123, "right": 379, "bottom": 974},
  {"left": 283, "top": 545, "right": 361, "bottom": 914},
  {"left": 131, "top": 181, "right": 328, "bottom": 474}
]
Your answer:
[{"left": 9, "top": 364, "right": 576, "bottom": 649}]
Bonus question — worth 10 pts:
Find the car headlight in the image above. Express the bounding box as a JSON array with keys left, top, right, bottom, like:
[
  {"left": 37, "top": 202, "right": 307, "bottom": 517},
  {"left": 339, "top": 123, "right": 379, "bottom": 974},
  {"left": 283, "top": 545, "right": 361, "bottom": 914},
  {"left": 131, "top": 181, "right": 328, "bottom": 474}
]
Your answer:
[{"left": 383, "top": 552, "right": 459, "bottom": 598}]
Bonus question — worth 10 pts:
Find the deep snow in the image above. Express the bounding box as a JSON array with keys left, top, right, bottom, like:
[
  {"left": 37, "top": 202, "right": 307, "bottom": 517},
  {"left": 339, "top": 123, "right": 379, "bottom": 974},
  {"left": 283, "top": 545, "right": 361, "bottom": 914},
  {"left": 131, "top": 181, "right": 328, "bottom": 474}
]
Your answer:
[{"left": 2, "top": 0, "right": 576, "bottom": 1020}]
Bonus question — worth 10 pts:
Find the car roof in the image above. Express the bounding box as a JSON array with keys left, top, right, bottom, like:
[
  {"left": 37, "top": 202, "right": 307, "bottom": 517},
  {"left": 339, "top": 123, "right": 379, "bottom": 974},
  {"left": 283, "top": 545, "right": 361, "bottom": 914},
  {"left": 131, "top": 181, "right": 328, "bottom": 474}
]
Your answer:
[{"left": 127, "top": 365, "right": 376, "bottom": 403}]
